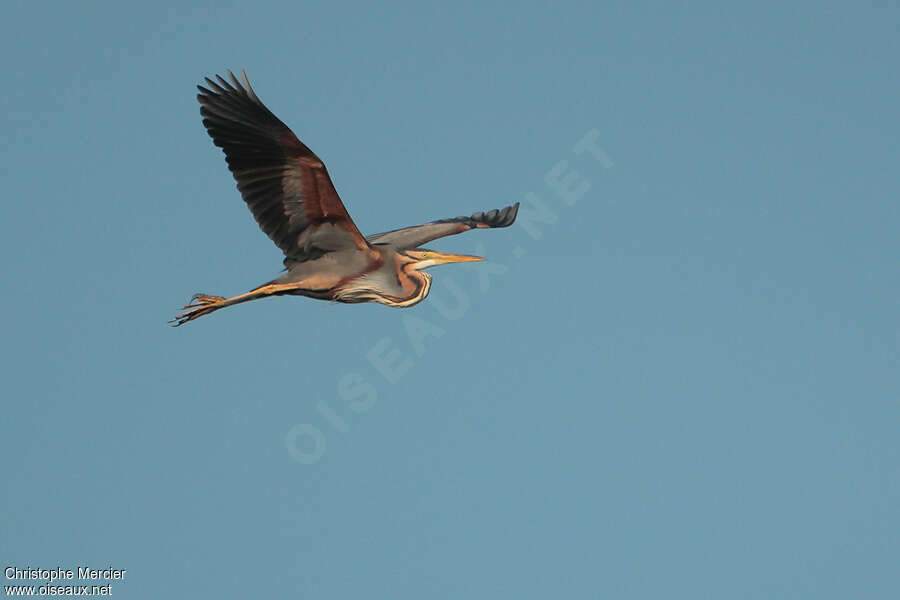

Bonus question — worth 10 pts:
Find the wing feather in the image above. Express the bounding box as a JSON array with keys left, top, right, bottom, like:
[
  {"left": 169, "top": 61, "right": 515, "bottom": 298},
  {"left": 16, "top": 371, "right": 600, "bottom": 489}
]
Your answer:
[
  {"left": 198, "top": 70, "right": 368, "bottom": 261},
  {"left": 366, "top": 203, "right": 519, "bottom": 249}
]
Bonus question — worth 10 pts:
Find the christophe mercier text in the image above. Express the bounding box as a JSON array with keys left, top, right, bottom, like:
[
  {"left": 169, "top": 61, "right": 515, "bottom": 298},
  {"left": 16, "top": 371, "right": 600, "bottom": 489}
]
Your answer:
[{"left": 5, "top": 567, "right": 125, "bottom": 581}]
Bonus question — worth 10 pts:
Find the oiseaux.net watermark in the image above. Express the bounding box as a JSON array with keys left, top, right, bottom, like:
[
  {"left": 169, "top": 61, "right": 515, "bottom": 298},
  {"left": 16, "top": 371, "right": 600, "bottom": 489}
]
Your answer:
[{"left": 285, "top": 129, "right": 613, "bottom": 465}]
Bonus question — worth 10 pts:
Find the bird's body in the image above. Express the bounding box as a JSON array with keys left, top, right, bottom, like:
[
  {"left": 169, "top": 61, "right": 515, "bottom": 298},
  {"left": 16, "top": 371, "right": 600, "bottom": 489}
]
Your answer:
[{"left": 172, "top": 70, "right": 518, "bottom": 326}]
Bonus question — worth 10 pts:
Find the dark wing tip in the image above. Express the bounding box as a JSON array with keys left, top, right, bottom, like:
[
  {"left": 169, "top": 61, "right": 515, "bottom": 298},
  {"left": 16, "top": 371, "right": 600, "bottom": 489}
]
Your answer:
[
  {"left": 196, "top": 69, "right": 254, "bottom": 102},
  {"left": 470, "top": 202, "right": 519, "bottom": 228}
]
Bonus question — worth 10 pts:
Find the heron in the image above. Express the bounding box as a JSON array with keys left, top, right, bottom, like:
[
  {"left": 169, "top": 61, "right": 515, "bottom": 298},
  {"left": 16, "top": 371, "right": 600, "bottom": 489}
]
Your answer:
[{"left": 171, "top": 70, "right": 519, "bottom": 326}]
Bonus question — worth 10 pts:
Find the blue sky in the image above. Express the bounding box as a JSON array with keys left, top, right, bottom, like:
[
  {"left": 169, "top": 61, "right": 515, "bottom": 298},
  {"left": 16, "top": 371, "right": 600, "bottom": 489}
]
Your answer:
[{"left": 2, "top": 1, "right": 898, "bottom": 598}]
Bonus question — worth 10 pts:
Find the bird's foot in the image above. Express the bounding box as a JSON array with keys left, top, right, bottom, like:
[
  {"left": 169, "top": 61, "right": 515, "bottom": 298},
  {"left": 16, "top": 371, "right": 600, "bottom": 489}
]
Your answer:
[
  {"left": 187, "top": 293, "right": 226, "bottom": 307},
  {"left": 169, "top": 293, "right": 226, "bottom": 327}
]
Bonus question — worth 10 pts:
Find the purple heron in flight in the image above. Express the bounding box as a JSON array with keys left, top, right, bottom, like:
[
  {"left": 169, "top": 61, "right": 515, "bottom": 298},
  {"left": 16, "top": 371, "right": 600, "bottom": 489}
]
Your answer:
[{"left": 171, "top": 70, "right": 519, "bottom": 326}]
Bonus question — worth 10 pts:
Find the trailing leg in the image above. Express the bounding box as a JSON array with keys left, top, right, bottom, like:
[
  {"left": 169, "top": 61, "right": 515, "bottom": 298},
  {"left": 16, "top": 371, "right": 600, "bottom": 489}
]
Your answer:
[{"left": 170, "top": 282, "right": 302, "bottom": 326}]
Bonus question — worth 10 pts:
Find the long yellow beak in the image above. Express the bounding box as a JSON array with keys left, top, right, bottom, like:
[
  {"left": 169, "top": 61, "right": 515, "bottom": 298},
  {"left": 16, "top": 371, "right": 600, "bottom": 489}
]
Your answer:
[{"left": 409, "top": 250, "right": 484, "bottom": 269}]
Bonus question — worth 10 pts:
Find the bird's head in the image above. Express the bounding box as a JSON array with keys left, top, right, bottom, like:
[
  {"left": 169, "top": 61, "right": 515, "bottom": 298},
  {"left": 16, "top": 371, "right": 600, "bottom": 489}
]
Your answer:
[
  {"left": 404, "top": 249, "right": 484, "bottom": 270},
  {"left": 371, "top": 248, "right": 483, "bottom": 307}
]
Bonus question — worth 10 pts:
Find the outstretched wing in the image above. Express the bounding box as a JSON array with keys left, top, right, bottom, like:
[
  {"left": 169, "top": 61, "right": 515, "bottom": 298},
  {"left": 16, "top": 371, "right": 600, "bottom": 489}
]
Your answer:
[
  {"left": 366, "top": 203, "right": 519, "bottom": 249},
  {"left": 198, "top": 70, "right": 368, "bottom": 261}
]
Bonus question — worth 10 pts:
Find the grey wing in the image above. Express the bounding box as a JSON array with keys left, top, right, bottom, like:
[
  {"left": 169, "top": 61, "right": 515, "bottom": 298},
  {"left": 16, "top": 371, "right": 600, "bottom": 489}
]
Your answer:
[{"left": 366, "top": 203, "right": 519, "bottom": 249}]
